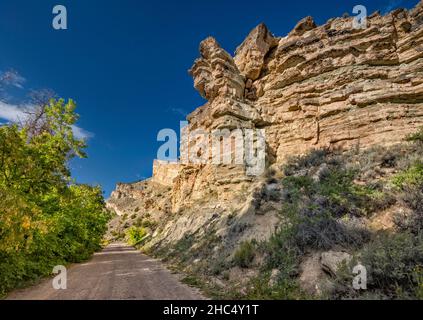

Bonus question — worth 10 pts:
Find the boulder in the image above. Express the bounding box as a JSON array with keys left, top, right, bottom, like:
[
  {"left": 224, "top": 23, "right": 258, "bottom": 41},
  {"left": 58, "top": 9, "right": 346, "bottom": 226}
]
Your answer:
[{"left": 321, "top": 251, "right": 352, "bottom": 277}]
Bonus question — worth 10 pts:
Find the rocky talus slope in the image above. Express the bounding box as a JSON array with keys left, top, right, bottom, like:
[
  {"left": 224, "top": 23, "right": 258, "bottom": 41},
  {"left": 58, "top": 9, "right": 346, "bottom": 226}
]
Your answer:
[{"left": 107, "top": 2, "right": 423, "bottom": 299}]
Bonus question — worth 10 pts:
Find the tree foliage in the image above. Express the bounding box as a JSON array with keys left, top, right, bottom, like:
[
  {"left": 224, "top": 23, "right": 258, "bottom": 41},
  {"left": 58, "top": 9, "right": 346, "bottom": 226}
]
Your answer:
[{"left": 0, "top": 99, "right": 110, "bottom": 296}]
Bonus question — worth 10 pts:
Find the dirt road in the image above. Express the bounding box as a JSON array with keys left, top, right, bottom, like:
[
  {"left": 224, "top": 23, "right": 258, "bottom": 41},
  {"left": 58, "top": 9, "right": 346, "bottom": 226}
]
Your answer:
[{"left": 7, "top": 243, "right": 204, "bottom": 300}]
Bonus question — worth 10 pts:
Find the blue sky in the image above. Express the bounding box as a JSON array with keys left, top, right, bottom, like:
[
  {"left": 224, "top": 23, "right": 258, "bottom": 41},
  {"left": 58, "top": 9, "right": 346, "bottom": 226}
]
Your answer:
[{"left": 0, "top": 0, "right": 419, "bottom": 196}]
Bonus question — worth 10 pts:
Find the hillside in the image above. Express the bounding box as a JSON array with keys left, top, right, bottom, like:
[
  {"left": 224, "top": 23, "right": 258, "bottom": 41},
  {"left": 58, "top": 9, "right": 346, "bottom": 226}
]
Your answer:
[{"left": 107, "top": 2, "right": 423, "bottom": 300}]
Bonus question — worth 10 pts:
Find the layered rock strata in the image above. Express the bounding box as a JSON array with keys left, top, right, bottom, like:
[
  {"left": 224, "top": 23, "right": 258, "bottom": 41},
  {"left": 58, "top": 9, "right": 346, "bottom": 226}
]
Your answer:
[{"left": 107, "top": 1, "right": 423, "bottom": 245}]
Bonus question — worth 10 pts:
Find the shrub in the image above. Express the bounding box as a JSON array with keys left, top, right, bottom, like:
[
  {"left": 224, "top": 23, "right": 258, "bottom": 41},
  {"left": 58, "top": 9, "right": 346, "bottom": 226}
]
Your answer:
[
  {"left": 243, "top": 271, "right": 306, "bottom": 300},
  {"left": 356, "top": 146, "right": 404, "bottom": 180},
  {"left": 415, "top": 266, "right": 423, "bottom": 299},
  {"left": 249, "top": 224, "right": 306, "bottom": 299},
  {"left": 282, "top": 156, "right": 378, "bottom": 218},
  {"left": 359, "top": 232, "right": 423, "bottom": 298},
  {"left": 264, "top": 225, "right": 301, "bottom": 274},
  {"left": 392, "top": 162, "right": 423, "bottom": 189},
  {"left": 394, "top": 182, "right": 423, "bottom": 235},
  {"left": 210, "top": 257, "right": 229, "bottom": 276},
  {"left": 140, "top": 219, "right": 158, "bottom": 229},
  {"left": 293, "top": 214, "right": 370, "bottom": 251},
  {"left": 256, "top": 148, "right": 381, "bottom": 299},
  {"left": 134, "top": 217, "right": 143, "bottom": 227},
  {"left": 126, "top": 226, "right": 148, "bottom": 246},
  {"left": 175, "top": 235, "right": 194, "bottom": 252},
  {"left": 331, "top": 232, "right": 423, "bottom": 300},
  {"left": 406, "top": 126, "right": 423, "bottom": 143},
  {"left": 0, "top": 99, "right": 110, "bottom": 296},
  {"left": 283, "top": 149, "right": 332, "bottom": 176},
  {"left": 233, "top": 241, "right": 256, "bottom": 268}
]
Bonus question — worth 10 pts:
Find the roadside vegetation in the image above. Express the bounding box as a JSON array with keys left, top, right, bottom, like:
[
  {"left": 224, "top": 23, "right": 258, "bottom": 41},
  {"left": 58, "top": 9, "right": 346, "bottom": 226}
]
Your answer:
[
  {"left": 126, "top": 226, "right": 148, "bottom": 246},
  {"left": 246, "top": 127, "right": 423, "bottom": 300},
  {"left": 148, "top": 127, "right": 423, "bottom": 300},
  {"left": 0, "top": 98, "right": 110, "bottom": 297}
]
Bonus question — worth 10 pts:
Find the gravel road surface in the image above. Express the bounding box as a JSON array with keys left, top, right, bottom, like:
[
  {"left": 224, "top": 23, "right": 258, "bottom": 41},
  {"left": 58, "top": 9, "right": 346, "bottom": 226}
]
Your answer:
[{"left": 7, "top": 243, "right": 204, "bottom": 300}]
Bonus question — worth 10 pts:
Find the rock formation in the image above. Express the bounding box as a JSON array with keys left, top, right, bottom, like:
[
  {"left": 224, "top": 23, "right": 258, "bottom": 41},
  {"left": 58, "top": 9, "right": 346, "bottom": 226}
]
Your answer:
[
  {"left": 109, "top": 1, "right": 423, "bottom": 215},
  {"left": 106, "top": 1, "right": 423, "bottom": 297}
]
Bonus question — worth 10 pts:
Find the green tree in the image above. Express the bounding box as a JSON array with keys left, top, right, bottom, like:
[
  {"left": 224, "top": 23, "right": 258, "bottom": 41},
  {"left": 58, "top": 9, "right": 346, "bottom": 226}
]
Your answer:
[{"left": 0, "top": 98, "right": 110, "bottom": 296}]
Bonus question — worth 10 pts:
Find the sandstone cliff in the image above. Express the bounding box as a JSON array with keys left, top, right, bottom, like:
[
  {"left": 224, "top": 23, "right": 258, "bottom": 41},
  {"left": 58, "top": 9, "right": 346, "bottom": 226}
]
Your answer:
[{"left": 107, "top": 2, "right": 423, "bottom": 299}]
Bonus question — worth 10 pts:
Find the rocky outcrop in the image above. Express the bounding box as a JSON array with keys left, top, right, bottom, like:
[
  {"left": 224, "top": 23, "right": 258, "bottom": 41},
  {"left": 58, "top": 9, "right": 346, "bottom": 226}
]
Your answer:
[
  {"left": 189, "top": 37, "right": 245, "bottom": 101},
  {"left": 164, "top": 2, "right": 422, "bottom": 210},
  {"left": 255, "top": 5, "right": 423, "bottom": 161},
  {"left": 106, "top": 2, "right": 423, "bottom": 288},
  {"left": 152, "top": 160, "right": 180, "bottom": 186},
  {"left": 188, "top": 4, "right": 423, "bottom": 166},
  {"left": 321, "top": 251, "right": 353, "bottom": 277},
  {"left": 234, "top": 23, "right": 278, "bottom": 81}
]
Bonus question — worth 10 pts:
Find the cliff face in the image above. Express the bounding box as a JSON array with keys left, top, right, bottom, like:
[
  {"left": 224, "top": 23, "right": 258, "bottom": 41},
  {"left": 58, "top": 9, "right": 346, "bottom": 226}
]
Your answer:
[
  {"left": 189, "top": 4, "right": 423, "bottom": 162},
  {"left": 109, "top": 1, "right": 423, "bottom": 217},
  {"left": 106, "top": 2, "right": 423, "bottom": 298}
]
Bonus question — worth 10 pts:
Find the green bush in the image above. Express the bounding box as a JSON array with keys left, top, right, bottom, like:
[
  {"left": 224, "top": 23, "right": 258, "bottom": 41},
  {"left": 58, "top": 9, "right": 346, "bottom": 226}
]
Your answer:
[
  {"left": 140, "top": 219, "right": 158, "bottom": 230},
  {"left": 243, "top": 271, "right": 306, "bottom": 300},
  {"left": 395, "top": 182, "right": 423, "bottom": 235},
  {"left": 233, "top": 241, "right": 256, "bottom": 268},
  {"left": 253, "top": 148, "right": 379, "bottom": 299},
  {"left": 278, "top": 153, "right": 372, "bottom": 253},
  {"left": 406, "top": 126, "right": 423, "bottom": 143},
  {"left": 331, "top": 232, "right": 423, "bottom": 300},
  {"left": 392, "top": 162, "right": 423, "bottom": 188},
  {"left": 126, "top": 226, "right": 148, "bottom": 246},
  {"left": 282, "top": 154, "right": 379, "bottom": 218},
  {"left": 253, "top": 136, "right": 423, "bottom": 300},
  {"left": 0, "top": 99, "right": 110, "bottom": 296},
  {"left": 283, "top": 149, "right": 333, "bottom": 176},
  {"left": 264, "top": 223, "right": 300, "bottom": 271},
  {"left": 333, "top": 232, "right": 423, "bottom": 300},
  {"left": 293, "top": 214, "right": 370, "bottom": 251},
  {"left": 361, "top": 233, "right": 423, "bottom": 296}
]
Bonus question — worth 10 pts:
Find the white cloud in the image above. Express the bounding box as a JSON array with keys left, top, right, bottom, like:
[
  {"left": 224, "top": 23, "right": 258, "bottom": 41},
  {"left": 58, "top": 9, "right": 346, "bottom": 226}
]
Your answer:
[
  {"left": 0, "top": 70, "right": 26, "bottom": 89},
  {"left": 0, "top": 101, "right": 93, "bottom": 140},
  {"left": 71, "top": 125, "right": 94, "bottom": 140},
  {"left": 0, "top": 101, "right": 28, "bottom": 122}
]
